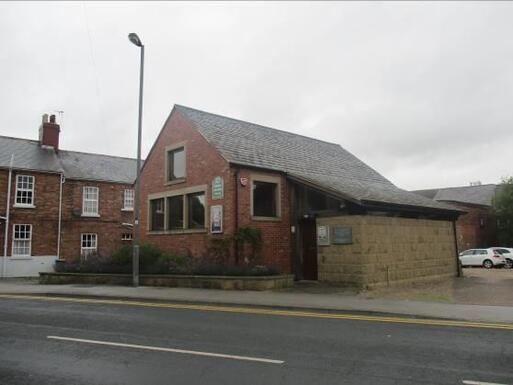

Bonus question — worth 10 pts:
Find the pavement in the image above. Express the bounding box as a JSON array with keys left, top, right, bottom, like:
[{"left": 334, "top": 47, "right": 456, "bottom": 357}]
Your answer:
[
  {"left": 1, "top": 295, "right": 512, "bottom": 385},
  {"left": 1, "top": 277, "right": 512, "bottom": 324}
]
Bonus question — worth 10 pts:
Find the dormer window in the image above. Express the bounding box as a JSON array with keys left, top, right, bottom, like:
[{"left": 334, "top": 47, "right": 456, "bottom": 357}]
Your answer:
[{"left": 166, "top": 146, "right": 185, "bottom": 182}]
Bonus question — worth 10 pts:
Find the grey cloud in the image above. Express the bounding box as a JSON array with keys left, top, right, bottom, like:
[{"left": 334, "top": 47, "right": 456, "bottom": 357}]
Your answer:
[{"left": 0, "top": 1, "right": 512, "bottom": 191}]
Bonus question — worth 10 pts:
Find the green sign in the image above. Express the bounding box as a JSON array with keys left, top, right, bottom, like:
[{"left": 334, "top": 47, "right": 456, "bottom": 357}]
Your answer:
[{"left": 212, "top": 176, "right": 224, "bottom": 200}]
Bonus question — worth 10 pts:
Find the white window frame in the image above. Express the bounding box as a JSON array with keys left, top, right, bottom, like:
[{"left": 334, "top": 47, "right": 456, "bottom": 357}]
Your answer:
[
  {"left": 14, "top": 175, "right": 35, "bottom": 207},
  {"left": 12, "top": 224, "right": 32, "bottom": 257},
  {"left": 81, "top": 233, "right": 97, "bottom": 259},
  {"left": 82, "top": 186, "right": 99, "bottom": 216},
  {"left": 121, "top": 233, "right": 133, "bottom": 241},
  {"left": 123, "top": 189, "right": 135, "bottom": 211}
]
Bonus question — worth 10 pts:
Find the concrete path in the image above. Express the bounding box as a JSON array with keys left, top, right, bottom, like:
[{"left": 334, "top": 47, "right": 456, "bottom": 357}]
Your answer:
[{"left": 1, "top": 278, "right": 512, "bottom": 324}]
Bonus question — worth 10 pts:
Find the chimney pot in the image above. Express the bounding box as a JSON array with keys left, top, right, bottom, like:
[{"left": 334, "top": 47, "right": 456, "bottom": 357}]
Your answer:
[
  {"left": 42, "top": 113, "right": 49, "bottom": 123},
  {"left": 49, "top": 114, "right": 56, "bottom": 123}
]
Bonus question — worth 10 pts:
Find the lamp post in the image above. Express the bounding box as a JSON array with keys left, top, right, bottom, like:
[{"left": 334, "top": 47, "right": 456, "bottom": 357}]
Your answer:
[{"left": 128, "top": 32, "right": 144, "bottom": 287}]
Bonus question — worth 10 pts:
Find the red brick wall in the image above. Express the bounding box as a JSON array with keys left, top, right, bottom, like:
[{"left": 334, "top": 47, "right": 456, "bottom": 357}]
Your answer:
[
  {"left": 450, "top": 202, "right": 497, "bottom": 251},
  {"left": 59, "top": 180, "right": 134, "bottom": 260},
  {"left": 140, "top": 109, "right": 292, "bottom": 273},
  {"left": 0, "top": 168, "right": 133, "bottom": 261},
  {"left": 0, "top": 170, "right": 60, "bottom": 256}
]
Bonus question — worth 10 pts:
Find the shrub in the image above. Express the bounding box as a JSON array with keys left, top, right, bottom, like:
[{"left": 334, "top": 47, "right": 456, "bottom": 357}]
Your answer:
[{"left": 233, "top": 227, "right": 262, "bottom": 264}]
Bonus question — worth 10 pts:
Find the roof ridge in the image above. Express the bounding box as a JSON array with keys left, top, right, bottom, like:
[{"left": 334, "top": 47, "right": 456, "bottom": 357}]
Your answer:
[
  {"left": 0, "top": 134, "right": 137, "bottom": 162},
  {"left": 0, "top": 134, "right": 40, "bottom": 144},
  {"left": 60, "top": 148, "right": 137, "bottom": 162},
  {"left": 175, "top": 104, "right": 341, "bottom": 147},
  {"left": 434, "top": 184, "right": 496, "bottom": 191}
]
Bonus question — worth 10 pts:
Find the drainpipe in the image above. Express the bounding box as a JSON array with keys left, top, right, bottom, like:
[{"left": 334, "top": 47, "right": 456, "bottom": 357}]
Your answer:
[
  {"left": 234, "top": 168, "right": 239, "bottom": 264},
  {"left": 452, "top": 219, "right": 462, "bottom": 277},
  {"left": 56, "top": 173, "right": 65, "bottom": 260},
  {"left": 2, "top": 154, "right": 14, "bottom": 278}
]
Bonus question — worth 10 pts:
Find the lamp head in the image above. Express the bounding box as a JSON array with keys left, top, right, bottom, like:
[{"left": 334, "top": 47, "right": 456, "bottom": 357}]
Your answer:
[{"left": 128, "top": 33, "right": 143, "bottom": 47}]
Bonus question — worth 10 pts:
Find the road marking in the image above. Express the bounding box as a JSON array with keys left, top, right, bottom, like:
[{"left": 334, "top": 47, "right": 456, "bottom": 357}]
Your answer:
[
  {"left": 463, "top": 381, "right": 508, "bottom": 385},
  {"left": 1, "top": 294, "right": 513, "bottom": 331},
  {"left": 47, "top": 335, "right": 284, "bottom": 365}
]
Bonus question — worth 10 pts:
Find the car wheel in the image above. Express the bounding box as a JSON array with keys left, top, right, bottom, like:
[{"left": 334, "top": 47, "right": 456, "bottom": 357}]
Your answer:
[
  {"left": 483, "top": 259, "right": 493, "bottom": 269},
  {"left": 505, "top": 259, "right": 513, "bottom": 269}
]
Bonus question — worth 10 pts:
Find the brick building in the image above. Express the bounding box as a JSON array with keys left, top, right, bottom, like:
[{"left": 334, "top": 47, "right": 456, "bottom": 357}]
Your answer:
[
  {"left": 413, "top": 184, "right": 498, "bottom": 251},
  {"left": 0, "top": 114, "right": 136, "bottom": 277},
  {"left": 140, "top": 105, "right": 462, "bottom": 286}
]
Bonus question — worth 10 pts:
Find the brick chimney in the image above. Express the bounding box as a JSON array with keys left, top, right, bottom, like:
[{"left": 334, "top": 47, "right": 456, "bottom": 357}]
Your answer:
[{"left": 39, "top": 113, "right": 60, "bottom": 151}]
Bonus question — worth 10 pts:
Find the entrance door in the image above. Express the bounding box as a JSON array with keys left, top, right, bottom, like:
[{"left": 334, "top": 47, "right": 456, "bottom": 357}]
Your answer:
[{"left": 301, "top": 219, "right": 318, "bottom": 280}]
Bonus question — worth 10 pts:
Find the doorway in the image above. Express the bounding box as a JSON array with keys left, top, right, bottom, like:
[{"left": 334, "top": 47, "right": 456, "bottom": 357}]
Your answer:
[{"left": 300, "top": 218, "right": 318, "bottom": 280}]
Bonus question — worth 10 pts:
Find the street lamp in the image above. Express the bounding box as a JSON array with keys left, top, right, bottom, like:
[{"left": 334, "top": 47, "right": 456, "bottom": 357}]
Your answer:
[{"left": 128, "top": 32, "right": 144, "bottom": 287}]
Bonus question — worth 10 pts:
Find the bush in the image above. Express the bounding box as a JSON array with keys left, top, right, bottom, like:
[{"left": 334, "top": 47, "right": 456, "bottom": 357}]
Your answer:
[{"left": 56, "top": 242, "right": 279, "bottom": 277}]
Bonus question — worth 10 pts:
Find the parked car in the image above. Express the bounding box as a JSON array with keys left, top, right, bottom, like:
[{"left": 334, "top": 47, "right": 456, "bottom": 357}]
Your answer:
[
  {"left": 459, "top": 248, "right": 506, "bottom": 269},
  {"left": 492, "top": 247, "right": 513, "bottom": 269}
]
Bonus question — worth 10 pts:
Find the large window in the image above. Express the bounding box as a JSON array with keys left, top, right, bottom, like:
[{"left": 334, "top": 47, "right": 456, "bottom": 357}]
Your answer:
[
  {"left": 81, "top": 233, "right": 97, "bottom": 259},
  {"left": 252, "top": 181, "right": 278, "bottom": 218},
  {"left": 12, "top": 224, "right": 32, "bottom": 257},
  {"left": 150, "top": 198, "right": 165, "bottom": 231},
  {"left": 149, "top": 191, "right": 206, "bottom": 232},
  {"left": 187, "top": 192, "right": 205, "bottom": 229},
  {"left": 15, "top": 175, "right": 35, "bottom": 206},
  {"left": 83, "top": 186, "right": 99, "bottom": 216},
  {"left": 167, "top": 195, "right": 184, "bottom": 230},
  {"left": 123, "top": 189, "right": 134, "bottom": 210},
  {"left": 167, "top": 147, "right": 185, "bottom": 181}
]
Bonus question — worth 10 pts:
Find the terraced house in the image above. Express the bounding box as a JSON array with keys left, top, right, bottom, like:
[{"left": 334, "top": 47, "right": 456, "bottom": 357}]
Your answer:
[
  {"left": 141, "top": 105, "right": 463, "bottom": 288},
  {"left": 0, "top": 114, "right": 136, "bottom": 277}
]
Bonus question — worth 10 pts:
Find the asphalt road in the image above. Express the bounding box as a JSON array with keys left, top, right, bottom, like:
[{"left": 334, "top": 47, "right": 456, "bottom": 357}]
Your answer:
[{"left": 0, "top": 296, "right": 512, "bottom": 385}]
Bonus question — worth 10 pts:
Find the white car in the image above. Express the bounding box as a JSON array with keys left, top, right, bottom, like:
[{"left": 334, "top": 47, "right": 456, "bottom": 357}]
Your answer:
[
  {"left": 459, "top": 248, "right": 506, "bottom": 269},
  {"left": 493, "top": 247, "right": 513, "bottom": 269}
]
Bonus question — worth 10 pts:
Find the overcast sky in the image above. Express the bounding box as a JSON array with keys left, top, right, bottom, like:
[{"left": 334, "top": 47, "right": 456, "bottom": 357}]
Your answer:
[{"left": 1, "top": 1, "right": 512, "bottom": 190}]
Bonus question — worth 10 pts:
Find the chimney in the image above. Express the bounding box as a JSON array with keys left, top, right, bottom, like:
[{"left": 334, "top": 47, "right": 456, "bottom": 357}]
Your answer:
[{"left": 39, "top": 113, "right": 60, "bottom": 151}]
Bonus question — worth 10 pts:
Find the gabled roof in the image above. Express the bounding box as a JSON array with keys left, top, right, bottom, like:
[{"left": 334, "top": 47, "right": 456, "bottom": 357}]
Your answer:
[
  {"left": 0, "top": 135, "right": 137, "bottom": 184},
  {"left": 413, "top": 184, "right": 498, "bottom": 207},
  {"left": 175, "top": 105, "right": 459, "bottom": 213}
]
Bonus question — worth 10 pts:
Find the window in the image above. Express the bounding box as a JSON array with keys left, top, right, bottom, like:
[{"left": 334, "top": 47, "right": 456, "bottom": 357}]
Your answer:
[
  {"left": 121, "top": 233, "right": 133, "bottom": 241},
  {"left": 460, "top": 250, "right": 474, "bottom": 256},
  {"left": 81, "top": 233, "right": 97, "bottom": 259},
  {"left": 167, "top": 147, "right": 185, "bottom": 181},
  {"left": 15, "top": 175, "right": 35, "bottom": 206},
  {"left": 12, "top": 224, "right": 32, "bottom": 257},
  {"left": 187, "top": 192, "right": 205, "bottom": 229},
  {"left": 83, "top": 186, "right": 99, "bottom": 216},
  {"left": 252, "top": 181, "right": 278, "bottom": 218},
  {"left": 150, "top": 198, "right": 165, "bottom": 231},
  {"left": 123, "top": 189, "right": 134, "bottom": 210},
  {"left": 167, "top": 195, "right": 184, "bottom": 230}
]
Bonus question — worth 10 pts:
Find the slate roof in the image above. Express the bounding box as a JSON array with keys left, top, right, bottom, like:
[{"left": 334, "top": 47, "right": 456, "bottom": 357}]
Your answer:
[
  {"left": 413, "top": 184, "right": 498, "bottom": 207},
  {"left": 175, "top": 105, "right": 459, "bottom": 213},
  {"left": 0, "top": 135, "right": 137, "bottom": 184}
]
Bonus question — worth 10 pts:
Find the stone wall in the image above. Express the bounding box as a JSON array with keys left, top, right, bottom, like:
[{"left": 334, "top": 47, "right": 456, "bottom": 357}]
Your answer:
[{"left": 317, "top": 215, "right": 458, "bottom": 288}]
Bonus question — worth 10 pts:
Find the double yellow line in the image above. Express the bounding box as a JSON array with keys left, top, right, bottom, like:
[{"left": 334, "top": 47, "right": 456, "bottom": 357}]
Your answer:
[{"left": 1, "top": 293, "right": 512, "bottom": 331}]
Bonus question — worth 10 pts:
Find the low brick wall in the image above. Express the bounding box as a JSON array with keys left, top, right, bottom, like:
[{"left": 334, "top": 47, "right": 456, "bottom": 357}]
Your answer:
[
  {"left": 317, "top": 216, "right": 458, "bottom": 288},
  {"left": 39, "top": 272, "right": 294, "bottom": 291}
]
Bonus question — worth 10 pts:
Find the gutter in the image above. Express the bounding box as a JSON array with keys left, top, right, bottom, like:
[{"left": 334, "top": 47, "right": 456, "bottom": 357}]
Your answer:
[{"left": 2, "top": 154, "right": 14, "bottom": 278}]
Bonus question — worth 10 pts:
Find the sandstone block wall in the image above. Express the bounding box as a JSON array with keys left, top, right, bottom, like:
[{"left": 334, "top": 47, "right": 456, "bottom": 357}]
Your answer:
[{"left": 317, "top": 216, "right": 457, "bottom": 288}]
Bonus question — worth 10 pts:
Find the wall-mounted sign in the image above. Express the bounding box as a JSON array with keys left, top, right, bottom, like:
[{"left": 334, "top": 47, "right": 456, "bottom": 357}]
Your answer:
[
  {"left": 210, "top": 205, "right": 223, "bottom": 234},
  {"left": 317, "top": 225, "right": 330, "bottom": 246},
  {"left": 332, "top": 226, "right": 352, "bottom": 245},
  {"left": 212, "top": 176, "right": 224, "bottom": 200},
  {"left": 240, "top": 177, "right": 248, "bottom": 186}
]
